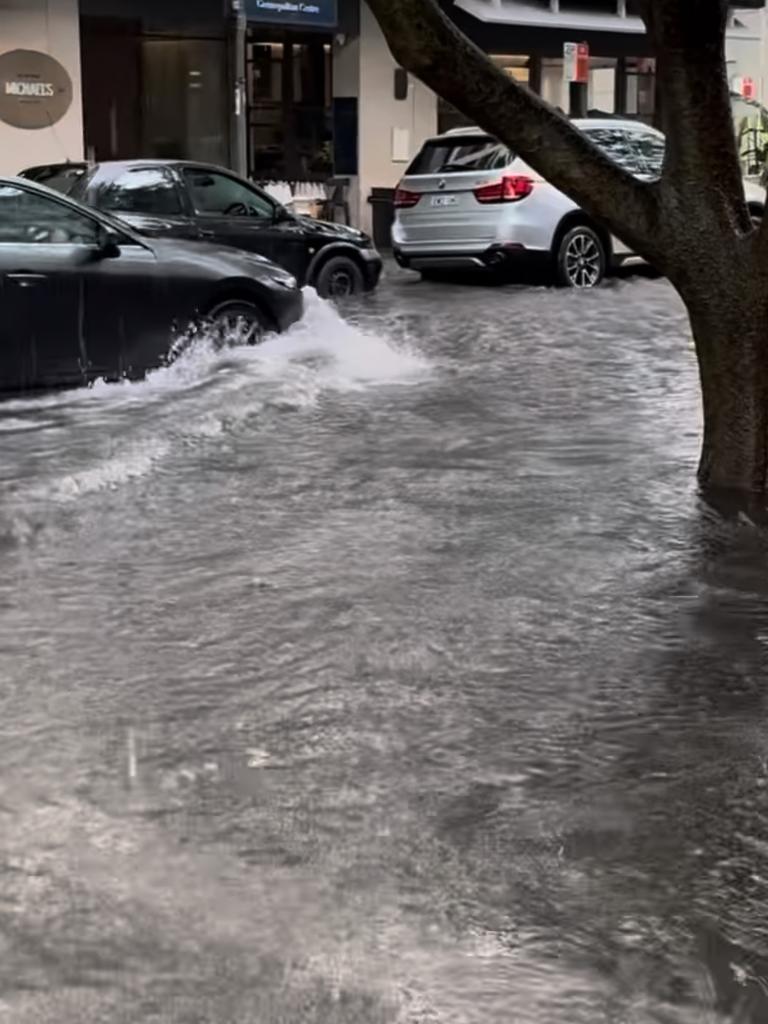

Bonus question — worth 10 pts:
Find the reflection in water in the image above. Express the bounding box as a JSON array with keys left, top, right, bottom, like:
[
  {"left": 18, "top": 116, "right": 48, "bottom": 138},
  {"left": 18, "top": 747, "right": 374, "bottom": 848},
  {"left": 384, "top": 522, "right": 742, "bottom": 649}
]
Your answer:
[{"left": 1, "top": 275, "right": 767, "bottom": 1022}]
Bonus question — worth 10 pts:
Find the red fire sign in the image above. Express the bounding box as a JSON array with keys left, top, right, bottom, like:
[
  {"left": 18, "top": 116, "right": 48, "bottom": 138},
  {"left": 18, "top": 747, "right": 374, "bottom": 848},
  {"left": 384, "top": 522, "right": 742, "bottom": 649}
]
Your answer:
[{"left": 564, "top": 42, "right": 590, "bottom": 85}]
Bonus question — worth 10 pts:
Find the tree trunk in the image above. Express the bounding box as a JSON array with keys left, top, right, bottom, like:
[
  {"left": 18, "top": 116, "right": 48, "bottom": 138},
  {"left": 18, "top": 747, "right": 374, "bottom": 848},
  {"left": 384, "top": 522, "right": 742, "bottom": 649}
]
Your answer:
[
  {"left": 688, "top": 285, "right": 768, "bottom": 492},
  {"left": 368, "top": 0, "right": 768, "bottom": 495}
]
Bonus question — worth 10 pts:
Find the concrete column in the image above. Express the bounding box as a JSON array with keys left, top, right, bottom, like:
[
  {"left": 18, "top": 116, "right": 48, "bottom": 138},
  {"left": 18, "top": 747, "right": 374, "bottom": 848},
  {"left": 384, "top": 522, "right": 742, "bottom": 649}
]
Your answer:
[
  {"left": 333, "top": 1, "right": 437, "bottom": 232},
  {"left": 0, "top": 0, "right": 84, "bottom": 175},
  {"left": 540, "top": 60, "right": 565, "bottom": 111},
  {"left": 331, "top": 23, "right": 361, "bottom": 226}
]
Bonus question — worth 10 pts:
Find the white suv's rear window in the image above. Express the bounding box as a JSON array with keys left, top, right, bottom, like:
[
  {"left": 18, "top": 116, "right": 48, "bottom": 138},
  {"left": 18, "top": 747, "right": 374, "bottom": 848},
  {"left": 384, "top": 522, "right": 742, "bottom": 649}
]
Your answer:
[{"left": 407, "top": 137, "right": 513, "bottom": 175}]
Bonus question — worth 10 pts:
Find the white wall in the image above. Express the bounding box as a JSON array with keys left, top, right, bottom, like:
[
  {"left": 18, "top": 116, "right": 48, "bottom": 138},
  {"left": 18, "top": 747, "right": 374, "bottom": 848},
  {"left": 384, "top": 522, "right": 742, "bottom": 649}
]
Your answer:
[
  {"left": 333, "top": 1, "right": 437, "bottom": 233},
  {"left": 0, "top": 0, "right": 83, "bottom": 175},
  {"left": 356, "top": 2, "right": 436, "bottom": 234},
  {"left": 541, "top": 60, "right": 566, "bottom": 111},
  {"left": 727, "top": 9, "right": 767, "bottom": 101},
  {"left": 589, "top": 66, "right": 615, "bottom": 114}
]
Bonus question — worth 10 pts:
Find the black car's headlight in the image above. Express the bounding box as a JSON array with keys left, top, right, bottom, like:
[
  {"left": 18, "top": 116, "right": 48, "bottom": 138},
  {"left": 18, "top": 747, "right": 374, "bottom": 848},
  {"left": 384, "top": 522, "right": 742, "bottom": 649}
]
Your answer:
[{"left": 269, "top": 273, "right": 298, "bottom": 290}]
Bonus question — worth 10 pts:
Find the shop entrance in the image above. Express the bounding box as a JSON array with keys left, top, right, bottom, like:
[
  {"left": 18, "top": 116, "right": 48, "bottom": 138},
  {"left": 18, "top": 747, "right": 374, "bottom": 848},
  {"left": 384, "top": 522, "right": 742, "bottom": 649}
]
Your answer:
[
  {"left": 80, "top": 7, "right": 229, "bottom": 167},
  {"left": 246, "top": 27, "right": 333, "bottom": 183}
]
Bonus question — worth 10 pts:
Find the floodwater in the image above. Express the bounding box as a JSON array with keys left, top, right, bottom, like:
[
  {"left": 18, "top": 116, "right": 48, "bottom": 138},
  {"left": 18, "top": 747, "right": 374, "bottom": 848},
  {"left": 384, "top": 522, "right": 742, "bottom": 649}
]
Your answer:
[{"left": 1, "top": 271, "right": 768, "bottom": 1023}]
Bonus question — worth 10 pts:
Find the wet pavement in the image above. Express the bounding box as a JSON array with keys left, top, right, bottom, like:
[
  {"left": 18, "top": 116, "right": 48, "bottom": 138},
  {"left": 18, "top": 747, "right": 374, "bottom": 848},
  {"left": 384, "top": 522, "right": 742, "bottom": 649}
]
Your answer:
[{"left": 2, "top": 268, "right": 768, "bottom": 1023}]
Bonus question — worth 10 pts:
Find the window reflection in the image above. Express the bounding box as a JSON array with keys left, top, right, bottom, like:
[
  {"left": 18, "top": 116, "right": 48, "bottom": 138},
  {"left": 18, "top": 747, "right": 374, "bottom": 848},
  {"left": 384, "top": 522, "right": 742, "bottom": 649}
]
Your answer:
[
  {"left": 98, "top": 168, "right": 183, "bottom": 216},
  {"left": 183, "top": 170, "right": 274, "bottom": 218},
  {"left": 247, "top": 36, "right": 333, "bottom": 181},
  {"left": 584, "top": 128, "right": 646, "bottom": 175},
  {"left": 408, "top": 139, "right": 513, "bottom": 175},
  {"left": 0, "top": 187, "right": 100, "bottom": 245},
  {"left": 142, "top": 38, "right": 228, "bottom": 166}
]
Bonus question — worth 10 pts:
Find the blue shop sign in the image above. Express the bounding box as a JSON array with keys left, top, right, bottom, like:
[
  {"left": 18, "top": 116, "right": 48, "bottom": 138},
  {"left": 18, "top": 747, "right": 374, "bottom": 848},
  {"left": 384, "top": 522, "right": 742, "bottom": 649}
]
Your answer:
[{"left": 246, "top": 0, "right": 338, "bottom": 28}]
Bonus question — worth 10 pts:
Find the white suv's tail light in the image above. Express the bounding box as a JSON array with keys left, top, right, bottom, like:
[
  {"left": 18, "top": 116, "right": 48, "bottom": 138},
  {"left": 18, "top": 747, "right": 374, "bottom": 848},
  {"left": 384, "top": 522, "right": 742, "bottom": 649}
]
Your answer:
[
  {"left": 473, "top": 175, "right": 534, "bottom": 204},
  {"left": 394, "top": 185, "right": 422, "bottom": 209}
]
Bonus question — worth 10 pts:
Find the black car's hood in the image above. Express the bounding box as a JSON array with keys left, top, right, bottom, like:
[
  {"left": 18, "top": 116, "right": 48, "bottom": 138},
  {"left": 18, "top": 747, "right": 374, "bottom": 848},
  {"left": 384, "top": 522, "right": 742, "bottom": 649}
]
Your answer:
[
  {"left": 114, "top": 209, "right": 374, "bottom": 250},
  {"left": 292, "top": 215, "right": 371, "bottom": 246}
]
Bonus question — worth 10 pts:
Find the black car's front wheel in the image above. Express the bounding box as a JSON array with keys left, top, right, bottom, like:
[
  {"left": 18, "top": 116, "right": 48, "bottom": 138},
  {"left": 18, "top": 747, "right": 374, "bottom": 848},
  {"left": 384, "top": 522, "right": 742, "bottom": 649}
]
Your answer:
[
  {"left": 207, "top": 300, "right": 268, "bottom": 348},
  {"left": 314, "top": 256, "right": 365, "bottom": 299}
]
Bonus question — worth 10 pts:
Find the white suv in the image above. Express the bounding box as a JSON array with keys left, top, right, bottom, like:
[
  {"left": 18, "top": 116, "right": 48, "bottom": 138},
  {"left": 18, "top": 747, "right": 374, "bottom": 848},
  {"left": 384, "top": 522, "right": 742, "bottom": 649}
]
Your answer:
[{"left": 393, "top": 118, "right": 766, "bottom": 287}]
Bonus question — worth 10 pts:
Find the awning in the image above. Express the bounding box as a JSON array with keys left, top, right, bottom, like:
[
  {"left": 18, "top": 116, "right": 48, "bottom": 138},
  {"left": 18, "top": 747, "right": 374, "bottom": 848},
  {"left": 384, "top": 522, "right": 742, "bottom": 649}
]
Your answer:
[
  {"left": 454, "top": 0, "right": 645, "bottom": 34},
  {"left": 453, "top": 0, "right": 758, "bottom": 38}
]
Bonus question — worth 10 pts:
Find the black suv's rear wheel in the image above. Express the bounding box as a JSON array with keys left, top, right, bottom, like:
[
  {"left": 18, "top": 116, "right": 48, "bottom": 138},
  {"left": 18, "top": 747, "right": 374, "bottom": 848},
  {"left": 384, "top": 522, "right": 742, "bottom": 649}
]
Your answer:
[
  {"left": 314, "top": 256, "right": 365, "bottom": 299},
  {"left": 207, "top": 300, "right": 268, "bottom": 347},
  {"left": 556, "top": 225, "right": 606, "bottom": 288}
]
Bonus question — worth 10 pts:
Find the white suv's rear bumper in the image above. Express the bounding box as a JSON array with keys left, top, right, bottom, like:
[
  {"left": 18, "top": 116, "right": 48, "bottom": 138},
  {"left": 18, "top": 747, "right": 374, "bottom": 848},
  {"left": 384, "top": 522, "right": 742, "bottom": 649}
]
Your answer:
[
  {"left": 391, "top": 233, "right": 552, "bottom": 273},
  {"left": 392, "top": 202, "right": 556, "bottom": 261},
  {"left": 391, "top": 238, "right": 549, "bottom": 272}
]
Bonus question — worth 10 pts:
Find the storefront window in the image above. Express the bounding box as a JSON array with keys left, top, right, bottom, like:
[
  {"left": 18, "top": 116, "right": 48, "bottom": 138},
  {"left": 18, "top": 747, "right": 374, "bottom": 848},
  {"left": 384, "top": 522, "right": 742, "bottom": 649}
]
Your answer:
[
  {"left": 492, "top": 54, "right": 530, "bottom": 86},
  {"left": 247, "top": 34, "right": 333, "bottom": 182},
  {"left": 588, "top": 58, "right": 617, "bottom": 115},
  {"left": 731, "top": 93, "right": 768, "bottom": 180},
  {"left": 624, "top": 57, "right": 656, "bottom": 122},
  {"left": 142, "top": 38, "right": 228, "bottom": 165},
  {"left": 80, "top": 0, "right": 230, "bottom": 165}
]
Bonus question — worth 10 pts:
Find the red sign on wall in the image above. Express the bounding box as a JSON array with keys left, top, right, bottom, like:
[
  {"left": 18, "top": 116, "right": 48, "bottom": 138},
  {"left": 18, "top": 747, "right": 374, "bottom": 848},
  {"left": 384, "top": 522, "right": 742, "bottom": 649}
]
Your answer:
[
  {"left": 735, "top": 75, "right": 757, "bottom": 100},
  {"left": 564, "top": 42, "right": 590, "bottom": 84}
]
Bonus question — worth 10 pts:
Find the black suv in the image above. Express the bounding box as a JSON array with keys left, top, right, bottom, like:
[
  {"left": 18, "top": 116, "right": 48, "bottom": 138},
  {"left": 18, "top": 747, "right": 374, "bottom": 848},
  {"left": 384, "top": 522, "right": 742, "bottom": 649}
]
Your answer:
[{"left": 19, "top": 161, "right": 383, "bottom": 299}]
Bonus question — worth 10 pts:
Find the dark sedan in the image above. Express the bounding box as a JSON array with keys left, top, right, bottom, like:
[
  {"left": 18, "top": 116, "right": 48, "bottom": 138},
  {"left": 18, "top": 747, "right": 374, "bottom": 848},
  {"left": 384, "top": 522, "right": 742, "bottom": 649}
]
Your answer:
[
  {"left": 0, "top": 176, "right": 303, "bottom": 394},
  {"left": 20, "top": 161, "right": 383, "bottom": 299}
]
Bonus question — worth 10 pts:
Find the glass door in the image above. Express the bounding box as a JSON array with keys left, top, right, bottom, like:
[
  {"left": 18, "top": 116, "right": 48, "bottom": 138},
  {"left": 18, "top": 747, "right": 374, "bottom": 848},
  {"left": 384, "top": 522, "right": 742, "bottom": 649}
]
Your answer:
[
  {"left": 246, "top": 30, "right": 333, "bottom": 183},
  {"left": 141, "top": 38, "right": 228, "bottom": 165}
]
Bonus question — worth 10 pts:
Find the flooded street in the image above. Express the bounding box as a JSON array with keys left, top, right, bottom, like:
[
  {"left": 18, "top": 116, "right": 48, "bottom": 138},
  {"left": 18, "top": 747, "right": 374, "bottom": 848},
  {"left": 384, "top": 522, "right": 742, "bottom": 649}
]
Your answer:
[{"left": 2, "top": 270, "right": 768, "bottom": 1023}]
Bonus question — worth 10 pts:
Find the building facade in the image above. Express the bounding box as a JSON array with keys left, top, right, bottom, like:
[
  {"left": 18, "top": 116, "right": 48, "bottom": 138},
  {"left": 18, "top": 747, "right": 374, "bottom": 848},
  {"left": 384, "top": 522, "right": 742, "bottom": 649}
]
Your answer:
[
  {"left": 0, "top": 0, "right": 766, "bottom": 233},
  {"left": 0, "top": 0, "right": 84, "bottom": 176}
]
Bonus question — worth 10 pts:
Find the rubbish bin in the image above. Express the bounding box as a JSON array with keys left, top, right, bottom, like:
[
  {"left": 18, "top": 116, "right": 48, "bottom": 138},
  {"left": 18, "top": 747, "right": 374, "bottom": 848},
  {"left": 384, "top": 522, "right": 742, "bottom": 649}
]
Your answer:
[{"left": 367, "top": 187, "right": 396, "bottom": 250}]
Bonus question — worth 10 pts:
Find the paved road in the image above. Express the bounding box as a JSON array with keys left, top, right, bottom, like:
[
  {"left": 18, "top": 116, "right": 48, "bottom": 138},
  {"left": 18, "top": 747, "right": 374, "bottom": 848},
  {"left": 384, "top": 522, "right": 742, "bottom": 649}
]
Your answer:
[{"left": 1, "top": 270, "right": 767, "bottom": 1023}]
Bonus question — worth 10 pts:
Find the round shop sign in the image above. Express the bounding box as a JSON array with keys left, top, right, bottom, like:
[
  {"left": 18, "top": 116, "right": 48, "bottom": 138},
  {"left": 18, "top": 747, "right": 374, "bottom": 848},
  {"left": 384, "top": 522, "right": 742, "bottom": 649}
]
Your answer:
[{"left": 0, "top": 49, "right": 73, "bottom": 130}]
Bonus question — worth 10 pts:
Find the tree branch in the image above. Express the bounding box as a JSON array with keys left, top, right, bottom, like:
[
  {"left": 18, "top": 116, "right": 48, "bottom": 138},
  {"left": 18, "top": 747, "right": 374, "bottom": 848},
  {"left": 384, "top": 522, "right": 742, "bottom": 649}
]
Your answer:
[
  {"left": 641, "top": 0, "right": 751, "bottom": 239},
  {"left": 366, "top": 0, "right": 662, "bottom": 261}
]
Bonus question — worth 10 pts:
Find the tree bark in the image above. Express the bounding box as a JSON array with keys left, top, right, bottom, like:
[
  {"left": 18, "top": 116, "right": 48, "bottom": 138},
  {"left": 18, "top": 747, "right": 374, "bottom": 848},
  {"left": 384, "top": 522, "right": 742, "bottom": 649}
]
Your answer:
[
  {"left": 690, "top": 278, "right": 768, "bottom": 492},
  {"left": 642, "top": 0, "right": 751, "bottom": 237},
  {"left": 367, "top": 0, "right": 768, "bottom": 495}
]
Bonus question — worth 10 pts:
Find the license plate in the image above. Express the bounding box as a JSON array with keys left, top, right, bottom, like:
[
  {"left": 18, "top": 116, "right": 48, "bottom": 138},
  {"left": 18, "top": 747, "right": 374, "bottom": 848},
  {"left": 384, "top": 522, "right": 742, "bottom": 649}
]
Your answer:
[{"left": 431, "top": 194, "right": 458, "bottom": 207}]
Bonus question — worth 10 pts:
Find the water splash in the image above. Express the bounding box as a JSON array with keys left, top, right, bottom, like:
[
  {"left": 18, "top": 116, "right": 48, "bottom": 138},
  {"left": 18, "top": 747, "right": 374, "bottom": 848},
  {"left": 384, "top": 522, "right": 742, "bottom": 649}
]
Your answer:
[
  {"left": 0, "top": 292, "right": 431, "bottom": 510},
  {"left": 253, "top": 289, "right": 430, "bottom": 389}
]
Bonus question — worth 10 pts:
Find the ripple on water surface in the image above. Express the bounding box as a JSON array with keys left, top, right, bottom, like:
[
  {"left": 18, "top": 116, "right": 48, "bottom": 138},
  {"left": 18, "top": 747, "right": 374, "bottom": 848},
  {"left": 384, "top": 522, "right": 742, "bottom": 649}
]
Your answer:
[{"left": 1, "top": 274, "right": 767, "bottom": 1023}]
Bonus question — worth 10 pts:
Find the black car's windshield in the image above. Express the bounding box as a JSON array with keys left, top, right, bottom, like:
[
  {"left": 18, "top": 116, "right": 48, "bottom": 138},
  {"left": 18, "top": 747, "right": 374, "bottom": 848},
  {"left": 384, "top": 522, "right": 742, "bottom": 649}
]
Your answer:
[{"left": 95, "top": 167, "right": 185, "bottom": 217}]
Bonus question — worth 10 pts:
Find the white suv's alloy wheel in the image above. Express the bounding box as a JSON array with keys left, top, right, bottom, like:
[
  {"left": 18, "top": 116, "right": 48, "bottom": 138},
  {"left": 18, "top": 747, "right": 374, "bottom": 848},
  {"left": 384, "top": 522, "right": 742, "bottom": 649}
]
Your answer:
[{"left": 557, "top": 226, "right": 606, "bottom": 288}]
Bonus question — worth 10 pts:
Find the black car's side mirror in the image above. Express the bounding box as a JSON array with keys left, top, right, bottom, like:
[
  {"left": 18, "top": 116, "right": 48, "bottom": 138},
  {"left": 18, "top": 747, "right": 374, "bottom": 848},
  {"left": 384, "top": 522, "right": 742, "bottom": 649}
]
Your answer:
[
  {"left": 95, "top": 226, "right": 121, "bottom": 259},
  {"left": 273, "top": 206, "right": 294, "bottom": 224}
]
